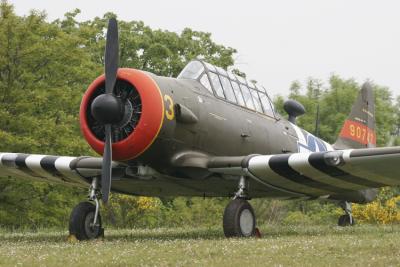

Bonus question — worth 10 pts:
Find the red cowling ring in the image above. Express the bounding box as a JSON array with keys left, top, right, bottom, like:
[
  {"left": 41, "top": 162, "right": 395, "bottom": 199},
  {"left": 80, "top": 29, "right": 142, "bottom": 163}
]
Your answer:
[{"left": 80, "top": 68, "right": 164, "bottom": 161}]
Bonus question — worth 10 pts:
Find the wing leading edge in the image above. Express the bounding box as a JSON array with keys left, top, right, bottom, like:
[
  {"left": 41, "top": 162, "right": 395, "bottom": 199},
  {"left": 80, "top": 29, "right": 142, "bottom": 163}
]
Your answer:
[
  {"left": 0, "top": 153, "right": 125, "bottom": 187},
  {"left": 209, "top": 146, "right": 400, "bottom": 200}
]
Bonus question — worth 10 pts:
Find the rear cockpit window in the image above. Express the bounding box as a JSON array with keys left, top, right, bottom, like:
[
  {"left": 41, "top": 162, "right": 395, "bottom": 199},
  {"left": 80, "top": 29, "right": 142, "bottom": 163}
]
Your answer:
[
  {"left": 240, "top": 84, "right": 255, "bottom": 110},
  {"left": 209, "top": 72, "right": 225, "bottom": 98},
  {"left": 228, "top": 71, "right": 237, "bottom": 81},
  {"left": 263, "top": 87, "right": 275, "bottom": 113},
  {"left": 216, "top": 66, "right": 228, "bottom": 76},
  {"left": 204, "top": 62, "right": 216, "bottom": 72},
  {"left": 259, "top": 92, "right": 274, "bottom": 117},
  {"left": 177, "top": 61, "right": 204, "bottom": 80},
  {"left": 250, "top": 89, "right": 263, "bottom": 113},
  {"left": 236, "top": 75, "right": 247, "bottom": 84},
  {"left": 220, "top": 76, "right": 237, "bottom": 103},
  {"left": 231, "top": 81, "right": 245, "bottom": 106},
  {"left": 199, "top": 74, "right": 213, "bottom": 93}
]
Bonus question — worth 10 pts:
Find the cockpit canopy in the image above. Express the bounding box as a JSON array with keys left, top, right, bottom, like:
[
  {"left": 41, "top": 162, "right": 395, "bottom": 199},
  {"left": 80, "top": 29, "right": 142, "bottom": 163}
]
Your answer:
[{"left": 178, "top": 60, "right": 275, "bottom": 117}]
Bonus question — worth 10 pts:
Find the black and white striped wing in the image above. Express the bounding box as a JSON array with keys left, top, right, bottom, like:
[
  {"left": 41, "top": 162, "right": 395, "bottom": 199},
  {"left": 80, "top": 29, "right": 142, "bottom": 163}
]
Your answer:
[
  {"left": 0, "top": 153, "right": 121, "bottom": 187},
  {"left": 210, "top": 146, "right": 400, "bottom": 197}
]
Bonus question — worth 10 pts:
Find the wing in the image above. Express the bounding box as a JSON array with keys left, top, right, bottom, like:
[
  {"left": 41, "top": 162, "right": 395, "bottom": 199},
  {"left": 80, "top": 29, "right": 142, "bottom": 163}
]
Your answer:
[
  {"left": 208, "top": 146, "right": 400, "bottom": 198},
  {"left": 0, "top": 153, "right": 126, "bottom": 187}
]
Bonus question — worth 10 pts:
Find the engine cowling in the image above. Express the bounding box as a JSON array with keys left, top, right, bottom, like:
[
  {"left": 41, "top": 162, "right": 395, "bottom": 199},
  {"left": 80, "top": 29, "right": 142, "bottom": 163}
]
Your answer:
[{"left": 80, "top": 68, "right": 164, "bottom": 161}]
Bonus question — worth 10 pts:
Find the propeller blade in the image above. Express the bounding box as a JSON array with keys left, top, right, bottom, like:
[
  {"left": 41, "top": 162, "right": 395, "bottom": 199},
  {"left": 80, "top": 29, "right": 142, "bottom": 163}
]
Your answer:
[
  {"left": 101, "top": 124, "right": 112, "bottom": 203},
  {"left": 104, "top": 18, "right": 119, "bottom": 94},
  {"left": 100, "top": 18, "right": 119, "bottom": 203}
]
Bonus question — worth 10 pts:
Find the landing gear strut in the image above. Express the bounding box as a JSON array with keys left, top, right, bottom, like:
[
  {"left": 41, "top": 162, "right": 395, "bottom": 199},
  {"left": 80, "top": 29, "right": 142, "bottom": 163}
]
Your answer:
[
  {"left": 223, "top": 176, "right": 256, "bottom": 237},
  {"left": 69, "top": 177, "right": 104, "bottom": 240},
  {"left": 338, "top": 201, "right": 355, "bottom": 227}
]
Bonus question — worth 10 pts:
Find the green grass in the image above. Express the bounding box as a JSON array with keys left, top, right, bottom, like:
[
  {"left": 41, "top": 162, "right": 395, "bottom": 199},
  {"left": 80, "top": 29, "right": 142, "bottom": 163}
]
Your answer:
[{"left": 1, "top": 225, "right": 400, "bottom": 266}]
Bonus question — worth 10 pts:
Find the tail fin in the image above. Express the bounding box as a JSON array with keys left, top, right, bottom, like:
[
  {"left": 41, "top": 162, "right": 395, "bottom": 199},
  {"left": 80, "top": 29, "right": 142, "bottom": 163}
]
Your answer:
[{"left": 333, "top": 82, "right": 376, "bottom": 149}]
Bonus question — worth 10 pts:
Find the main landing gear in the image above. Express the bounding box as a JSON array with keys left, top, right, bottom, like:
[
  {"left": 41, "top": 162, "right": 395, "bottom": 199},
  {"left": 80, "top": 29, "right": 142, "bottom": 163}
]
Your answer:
[
  {"left": 338, "top": 201, "right": 355, "bottom": 227},
  {"left": 69, "top": 177, "right": 104, "bottom": 240},
  {"left": 223, "top": 176, "right": 257, "bottom": 237}
]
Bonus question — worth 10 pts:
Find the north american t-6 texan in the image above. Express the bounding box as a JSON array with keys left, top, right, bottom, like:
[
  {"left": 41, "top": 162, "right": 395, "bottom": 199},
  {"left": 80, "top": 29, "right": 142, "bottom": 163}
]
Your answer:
[{"left": 1, "top": 18, "right": 399, "bottom": 240}]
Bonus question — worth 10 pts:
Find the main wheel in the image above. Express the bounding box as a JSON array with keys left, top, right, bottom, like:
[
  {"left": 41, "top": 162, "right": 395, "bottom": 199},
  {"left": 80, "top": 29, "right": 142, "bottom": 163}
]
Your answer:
[
  {"left": 223, "top": 199, "right": 256, "bottom": 237},
  {"left": 69, "top": 201, "right": 103, "bottom": 240},
  {"left": 338, "top": 214, "right": 355, "bottom": 227}
]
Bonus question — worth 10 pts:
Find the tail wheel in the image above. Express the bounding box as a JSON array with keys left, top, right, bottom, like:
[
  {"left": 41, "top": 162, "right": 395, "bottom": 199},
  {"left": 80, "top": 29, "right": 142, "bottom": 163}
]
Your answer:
[
  {"left": 69, "top": 202, "right": 103, "bottom": 240},
  {"left": 338, "top": 214, "right": 355, "bottom": 227},
  {"left": 223, "top": 199, "right": 256, "bottom": 237}
]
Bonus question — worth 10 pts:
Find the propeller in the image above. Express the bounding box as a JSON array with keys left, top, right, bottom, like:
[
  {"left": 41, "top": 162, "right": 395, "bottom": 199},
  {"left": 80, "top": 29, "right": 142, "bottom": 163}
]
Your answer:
[{"left": 90, "top": 18, "right": 123, "bottom": 203}]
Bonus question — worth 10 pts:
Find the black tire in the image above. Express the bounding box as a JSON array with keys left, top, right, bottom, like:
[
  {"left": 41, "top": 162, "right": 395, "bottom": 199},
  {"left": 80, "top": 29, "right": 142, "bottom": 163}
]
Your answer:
[
  {"left": 338, "top": 214, "right": 355, "bottom": 227},
  {"left": 223, "top": 199, "right": 256, "bottom": 237},
  {"left": 69, "top": 202, "right": 103, "bottom": 240}
]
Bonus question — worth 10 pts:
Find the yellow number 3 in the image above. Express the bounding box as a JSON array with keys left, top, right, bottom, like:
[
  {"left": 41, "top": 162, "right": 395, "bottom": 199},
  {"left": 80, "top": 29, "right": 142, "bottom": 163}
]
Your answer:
[{"left": 164, "top": 94, "right": 175, "bottom": 120}]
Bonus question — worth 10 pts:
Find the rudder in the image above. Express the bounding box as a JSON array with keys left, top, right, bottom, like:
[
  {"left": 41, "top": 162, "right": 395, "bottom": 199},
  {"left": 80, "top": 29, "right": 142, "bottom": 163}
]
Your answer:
[{"left": 333, "top": 82, "right": 376, "bottom": 149}]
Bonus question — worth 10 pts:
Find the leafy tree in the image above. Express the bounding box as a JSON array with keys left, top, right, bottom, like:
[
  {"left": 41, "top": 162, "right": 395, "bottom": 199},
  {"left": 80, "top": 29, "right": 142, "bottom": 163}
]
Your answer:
[{"left": 0, "top": 1, "right": 237, "bottom": 228}]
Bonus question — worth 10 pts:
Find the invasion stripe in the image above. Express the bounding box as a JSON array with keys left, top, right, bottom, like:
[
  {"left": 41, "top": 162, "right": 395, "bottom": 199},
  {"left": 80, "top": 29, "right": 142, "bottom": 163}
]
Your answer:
[
  {"left": 248, "top": 156, "right": 328, "bottom": 195},
  {"left": 1, "top": 153, "right": 17, "bottom": 167},
  {"left": 308, "top": 153, "right": 387, "bottom": 188},
  {"left": 288, "top": 153, "right": 365, "bottom": 191},
  {"left": 15, "top": 154, "right": 40, "bottom": 178},
  {"left": 25, "top": 154, "right": 47, "bottom": 176},
  {"left": 268, "top": 154, "right": 352, "bottom": 194},
  {"left": 54, "top": 157, "right": 79, "bottom": 182},
  {"left": 40, "top": 156, "right": 65, "bottom": 179},
  {"left": 0, "top": 153, "right": 38, "bottom": 178}
]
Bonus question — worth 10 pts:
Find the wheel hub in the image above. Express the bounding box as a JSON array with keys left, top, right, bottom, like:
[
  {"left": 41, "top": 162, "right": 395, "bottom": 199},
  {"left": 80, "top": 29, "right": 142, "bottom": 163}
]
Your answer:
[
  {"left": 239, "top": 208, "right": 254, "bottom": 236},
  {"left": 84, "top": 211, "right": 100, "bottom": 239}
]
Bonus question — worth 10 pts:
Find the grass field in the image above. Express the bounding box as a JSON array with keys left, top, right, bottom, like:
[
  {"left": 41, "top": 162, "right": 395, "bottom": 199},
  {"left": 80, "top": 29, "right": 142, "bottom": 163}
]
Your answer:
[{"left": 1, "top": 225, "right": 400, "bottom": 267}]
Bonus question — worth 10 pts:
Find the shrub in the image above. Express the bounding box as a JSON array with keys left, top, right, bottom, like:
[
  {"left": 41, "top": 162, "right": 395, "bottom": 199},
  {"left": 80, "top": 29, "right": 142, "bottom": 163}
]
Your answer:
[{"left": 353, "top": 195, "right": 400, "bottom": 224}]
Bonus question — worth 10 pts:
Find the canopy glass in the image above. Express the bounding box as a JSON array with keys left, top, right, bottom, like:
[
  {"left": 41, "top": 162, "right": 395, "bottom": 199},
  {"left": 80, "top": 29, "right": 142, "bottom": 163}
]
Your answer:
[{"left": 178, "top": 60, "right": 275, "bottom": 117}]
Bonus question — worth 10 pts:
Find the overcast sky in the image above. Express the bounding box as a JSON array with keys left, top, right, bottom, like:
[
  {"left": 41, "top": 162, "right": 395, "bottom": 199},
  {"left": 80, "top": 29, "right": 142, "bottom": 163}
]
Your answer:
[{"left": 9, "top": 0, "right": 400, "bottom": 98}]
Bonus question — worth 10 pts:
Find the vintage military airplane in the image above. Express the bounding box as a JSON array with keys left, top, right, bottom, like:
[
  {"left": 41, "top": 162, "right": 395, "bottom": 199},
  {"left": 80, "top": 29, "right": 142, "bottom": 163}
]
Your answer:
[{"left": 1, "top": 18, "right": 399, "bottom": 240}]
